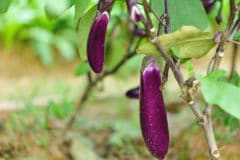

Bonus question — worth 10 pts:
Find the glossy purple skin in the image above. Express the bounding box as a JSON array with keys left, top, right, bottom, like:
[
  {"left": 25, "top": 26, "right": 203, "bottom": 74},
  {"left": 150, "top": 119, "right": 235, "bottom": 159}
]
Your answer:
[
  {"left": 135, "top": 27, "right": 146, "bottom": 37},
  {"left": 126, "top": 0, "right": 141, "bottom": 22},
  {"left": 87, "top": 12, "right": 109, "bottom": 73},
  {"left": 140, "top": 62, "right": 169, "bottom": 160},
  {"left": 126, "top": 87, "right": 139, "bottom": 99},
  {"left": 201, "top": 0, "right": 215, "bottom": 13}
]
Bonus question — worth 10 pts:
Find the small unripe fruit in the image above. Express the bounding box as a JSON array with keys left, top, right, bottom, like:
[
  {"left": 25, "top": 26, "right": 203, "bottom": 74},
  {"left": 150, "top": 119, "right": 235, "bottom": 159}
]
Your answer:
[
  {"left": 126, "top": 0, "right": 142, "bottom": 22},
  {"left": 201, "top": 0, "right": 215, "bottom": 13},
  {"left": 126, "top": 87, "right": 139, "bottom": 99}
]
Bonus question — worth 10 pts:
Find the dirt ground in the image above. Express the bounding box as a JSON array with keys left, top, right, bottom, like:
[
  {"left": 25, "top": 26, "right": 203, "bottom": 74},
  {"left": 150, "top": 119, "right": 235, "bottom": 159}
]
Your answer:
[{"left": 0, "top": 43, "right": 239, "bottom": 160}]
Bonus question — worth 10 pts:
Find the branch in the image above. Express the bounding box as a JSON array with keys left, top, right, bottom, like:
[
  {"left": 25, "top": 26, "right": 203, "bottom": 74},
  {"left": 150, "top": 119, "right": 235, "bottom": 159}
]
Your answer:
[
  {"left": 210, "top": 0, "right": 237, "bottom": 71},
  {"left": 202, "top": 1, "right": 238, "bottom": 159},
  {"left": 59, "top": 29, "right": 141, "bottom": 139},
  {"left": 229, "top": 43, "right": 238, "bottom": 79},
  {"left": 140, "top": 1, "right": 240, "bottom": 160},
  {"left": 164, "top": 0, "right": 171, "bottom": 33}
]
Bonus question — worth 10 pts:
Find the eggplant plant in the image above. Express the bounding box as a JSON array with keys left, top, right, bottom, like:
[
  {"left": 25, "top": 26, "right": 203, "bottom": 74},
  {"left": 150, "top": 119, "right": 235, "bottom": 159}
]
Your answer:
[
  {"left": 2, "top": 0, "right": 239, "bottom": 159},
  {"left": 63, "top": 0, "right": 240, "bottom": 159}
]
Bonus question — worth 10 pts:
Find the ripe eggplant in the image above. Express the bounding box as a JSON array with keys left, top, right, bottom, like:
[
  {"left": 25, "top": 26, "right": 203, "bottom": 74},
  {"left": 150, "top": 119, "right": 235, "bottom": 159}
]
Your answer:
[
  {"left": 87, "top": 11, "right": 109, "bottom": 73},
  {"left": 87, "top": 0, "right": 115, "bottom": 73},
  {"left": 140, "top": 56, "right": 169, "bottom": 160}
]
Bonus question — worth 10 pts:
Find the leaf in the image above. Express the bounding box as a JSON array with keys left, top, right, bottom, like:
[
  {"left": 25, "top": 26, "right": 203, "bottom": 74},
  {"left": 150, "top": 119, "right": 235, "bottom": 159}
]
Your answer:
[
  {"left": 33, "top": 42, "right": 53, "bottom": 66},
  {"left": 75, "top": 62, "right": 90, "bottom": 76},
  {"left": 77, "top": 5, "right": 97, "bottom": 61},
  {"left": 105, "top": 20, "right": 131, "bottom": 69},
  {"left": 73, "top": 0, "right": 90, "bottom": 26},
  {"left": 44, "top": 0, "right": 74, "bottom": 19},
  {"left": 186, "top": 60, "right": 194, "bottom": 76},
  {"left": 137, "top": 26, "right": 215, "bottom": 59},
  {"left": 233, "top": 31, "right": 240, "bottom": 41},
  {"left": 198, "top": 71, "right": 240, "bottom": 119},
  {"left": 0, "top": 0, "right": 12, "bottom": 13},
  {"left": 151, "top": 0, "right": 208, "bottom": 31},
  {"left": 54, "top": 36, "right": 76, "bottom": 61}
]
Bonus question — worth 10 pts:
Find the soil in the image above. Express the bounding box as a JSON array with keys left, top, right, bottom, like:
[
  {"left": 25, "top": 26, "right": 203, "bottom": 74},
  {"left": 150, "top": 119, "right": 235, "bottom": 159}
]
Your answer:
[{"left": 0, "top": 43, "right": 239, "bottom": 160}]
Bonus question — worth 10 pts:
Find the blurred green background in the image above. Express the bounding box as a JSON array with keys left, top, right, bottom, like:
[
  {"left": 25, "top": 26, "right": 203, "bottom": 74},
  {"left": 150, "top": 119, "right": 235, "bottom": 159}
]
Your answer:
[{"left": 0, "top": 0, "right": 239, "bottom": 159}]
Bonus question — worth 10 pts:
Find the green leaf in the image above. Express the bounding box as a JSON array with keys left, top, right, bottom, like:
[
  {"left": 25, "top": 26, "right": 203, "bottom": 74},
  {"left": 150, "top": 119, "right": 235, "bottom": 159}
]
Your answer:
[
  {"left": 229, "top": 72, "right": 240, "bottom": 87},
  {"left": 33, "top": 42, "right": 53, "bottom": 67},
  {"left": 44, "top": 0, "right": 74, "bottom": 19},
  {"left": 137, "top": 26, "right": 215, "bottom": 59},
  {"left": 73, "top": 0, "right": 91, "bottom": 26},
  {"left": 27, "top": 27, "right": 54, "bottom": 66},
  {"left": 54, "top": 36, "right": 76, "bottom": 61},
  {"left": 77, "top": 5, "right": 97, "bottom": 61},
  {"left": 75, "top": 62, "right": 90, "bottom": 76},
  {"left": 0, "top": 0, "right": 12, "bottom": 13},
  {"left": 198, "top": 71, "right": 240, "bottom": 119},
  {"left": 151, "top": 0, "right": 208, "bottom": 31},
  {"left": 186, "top": 60, "right": 194, "bottom": 76},
  {"left": 233, "top": 31, "right": 240, "bottom": 41}
]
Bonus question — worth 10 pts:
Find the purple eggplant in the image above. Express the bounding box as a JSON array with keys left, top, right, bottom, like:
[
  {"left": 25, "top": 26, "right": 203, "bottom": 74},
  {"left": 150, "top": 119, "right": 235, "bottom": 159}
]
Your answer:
[
  {"left": 126, "top": 86, "right": 139, "bottom": 99},
  {"left": 87, "top": 0, "right": 115, "bottom": 73},
  {"left": 126, "top": 0, "right": 142, "bottom": 22},
  {"left": 134, "top": 27, "right": 146, "bottom": 37},
  {"left": 140, "top": 57, "right": 169, "bottom": 160},
  {"left": 87, "top": 11, "right": 109, "bottom": 73},
  {"left": 201, "top": 0, "right": 215, "bottom": 13}
]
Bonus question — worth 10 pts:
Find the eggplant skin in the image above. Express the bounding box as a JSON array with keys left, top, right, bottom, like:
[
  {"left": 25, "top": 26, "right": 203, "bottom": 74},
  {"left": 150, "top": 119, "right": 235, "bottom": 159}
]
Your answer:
[
  {"left": 201, "top": 0, "right": 215, "bottom": 13},
  {"left": 87, "top": 11, "right": 109, "bottom": 73},
  {"left": 126, "top": 86, "right": 139, "bottom": 99},
  {"left": 126, "top": 0, "right": 142, "bottom": 22},
  {"left": 140, "top": 61, "right": 169, "bottom": 159}
]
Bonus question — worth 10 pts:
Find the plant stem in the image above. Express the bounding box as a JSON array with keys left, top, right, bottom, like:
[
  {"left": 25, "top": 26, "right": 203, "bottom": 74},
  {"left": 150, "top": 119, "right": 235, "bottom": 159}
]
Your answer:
[
  {"left": 202, "top": 1, "right": 238, "bottom": 159},
  {"left": 211, "top": 0, "right": 237, "bottom": 70},
  {"left": 202, "top": 105, "right": 220, "bottom": 160},
  {"left": 59, "top": 27, "right": 141, "bottom": 139},
  {"left": 60, "top": 51, "right": 136, "bottom": 138},
  {"left": 141, "top": 1, "right": 240, "bottom": 159},
  {"left": 164, "top": 0, "right": 171, "bottom": 33},
  {"left": 229, "top": 43, "right": 238, "bottom": 79}
]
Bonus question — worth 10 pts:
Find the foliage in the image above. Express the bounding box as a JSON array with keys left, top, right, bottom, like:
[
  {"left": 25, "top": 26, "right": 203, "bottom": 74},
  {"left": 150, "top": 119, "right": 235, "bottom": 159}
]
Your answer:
[
  {"left": 151, "top": 0, "right": 209, "bottom": 31},
  {"left": 0, "top": 0, "right": 12, "bottom": 13},
  {"left": 137, "top": 26, "right": 215, "bottom": 59},
  {"left": 198, "top": 71, "right": 240, "bottom": 119},
  {"left": 77, "top": 5, "right": 97, "bottom": 61},
  {"left": 0, "top": 0, "right": 240, "bottom": 159},
  {"left": 0, "top": 0, "right": 78, "bottom": 66}
]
